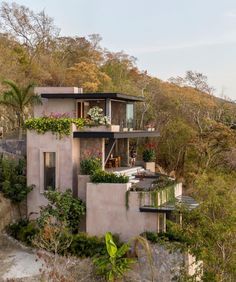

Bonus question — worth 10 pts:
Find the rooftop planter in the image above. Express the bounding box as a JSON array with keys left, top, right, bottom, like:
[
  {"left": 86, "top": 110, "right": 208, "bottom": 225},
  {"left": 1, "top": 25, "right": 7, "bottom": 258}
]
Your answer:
[
  {"left": 79, "top": 124, "right": 120, "bottom": 132},
  {"left": 90, "top": 170, "right": 129, "bottom": 184},
  {"left": 142, "top": 143, "right": 156, "bottom": 173},
  {"left": 25, "top": 115, "right": 84, "bottom": 138},
  {"left": 125, "top": 175, "right": 177, "bottom": 209}
]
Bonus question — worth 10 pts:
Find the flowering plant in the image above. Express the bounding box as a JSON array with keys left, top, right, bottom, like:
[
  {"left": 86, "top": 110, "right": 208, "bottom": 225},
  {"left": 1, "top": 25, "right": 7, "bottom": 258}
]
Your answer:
[
  {"left": 42, "top": 112, "right": 73, "bottom": 118},
  {"left": 86, "top": 106, "right": 110, "bottom": 126},
  {"left": 142, "top": 143, "right": 156, "bottom": 162}
]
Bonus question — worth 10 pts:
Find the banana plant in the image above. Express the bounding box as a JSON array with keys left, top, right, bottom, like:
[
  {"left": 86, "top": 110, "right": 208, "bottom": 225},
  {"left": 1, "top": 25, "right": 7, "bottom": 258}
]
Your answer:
[{"left": 93, "top": 232, "right": 135, "bottom": 281}]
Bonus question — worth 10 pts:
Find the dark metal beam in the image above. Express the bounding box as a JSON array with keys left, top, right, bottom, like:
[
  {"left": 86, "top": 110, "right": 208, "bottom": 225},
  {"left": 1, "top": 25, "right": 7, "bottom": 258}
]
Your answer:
[
  {"left": 73, "top": 130, "right": 160, "bottom": 139},
  {"left": 104, "top": 138, "right": 117, "bottom": 165}
]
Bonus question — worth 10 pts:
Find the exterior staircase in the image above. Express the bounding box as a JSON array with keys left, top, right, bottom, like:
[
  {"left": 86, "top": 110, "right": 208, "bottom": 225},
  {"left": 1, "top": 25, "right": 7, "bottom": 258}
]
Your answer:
[{"left": 113, "top": 166, "right": 145, "bottom": 183}]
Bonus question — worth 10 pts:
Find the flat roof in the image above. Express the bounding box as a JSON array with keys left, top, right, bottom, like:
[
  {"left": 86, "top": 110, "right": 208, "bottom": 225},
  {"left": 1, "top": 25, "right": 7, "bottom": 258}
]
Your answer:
[
  {"left": 41, "top": 92, "right": 144, "bottom": 102},
  {"left": 73, "top": 130, "right": 160, "bottom": 139}
]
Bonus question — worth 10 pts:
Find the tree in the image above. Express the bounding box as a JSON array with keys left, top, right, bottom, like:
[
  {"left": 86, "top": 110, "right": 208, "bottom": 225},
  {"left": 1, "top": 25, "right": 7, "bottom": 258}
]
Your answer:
[
  {"left": 0, "top": 79, "right": 41, "bottom": 138},
  {"left": 169, "top": 70, "right": 214, "bottom": 95},
  {"left": 171, "top": 171, "right": 236, "bottom": 281},
  {"left": 0, "top": 1, "right": 59, "bottom": 52},
  {"left": 66, "top": 62, "right": 111, "bottom": 92}
]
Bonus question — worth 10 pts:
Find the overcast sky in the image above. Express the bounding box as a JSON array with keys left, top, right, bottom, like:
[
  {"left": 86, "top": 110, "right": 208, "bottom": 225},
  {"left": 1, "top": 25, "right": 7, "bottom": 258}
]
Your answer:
[{"left": 6, "top": 0, "right": 236, "bottom": 100}]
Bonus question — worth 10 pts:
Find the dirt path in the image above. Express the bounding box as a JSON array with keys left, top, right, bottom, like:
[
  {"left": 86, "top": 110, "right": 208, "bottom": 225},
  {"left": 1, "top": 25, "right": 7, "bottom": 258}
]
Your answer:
[{"left": 0, "top": 234, "right": 43, "bottom": 281}]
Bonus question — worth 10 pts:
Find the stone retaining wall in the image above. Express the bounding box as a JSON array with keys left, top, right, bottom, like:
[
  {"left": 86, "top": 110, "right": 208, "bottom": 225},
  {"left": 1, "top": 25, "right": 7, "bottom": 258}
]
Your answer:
[{"left": 0, "top": 193, "right": 23, "bottom": 232}]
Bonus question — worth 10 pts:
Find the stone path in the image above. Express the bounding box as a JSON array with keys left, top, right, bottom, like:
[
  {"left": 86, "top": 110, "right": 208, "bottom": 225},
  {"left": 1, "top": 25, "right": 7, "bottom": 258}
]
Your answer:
[{"left": 0, "top": 234, "right": 43, "bottom": 281}]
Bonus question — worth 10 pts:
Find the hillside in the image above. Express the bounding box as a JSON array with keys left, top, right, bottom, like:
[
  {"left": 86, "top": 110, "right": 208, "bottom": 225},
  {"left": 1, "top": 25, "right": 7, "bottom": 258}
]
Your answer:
[{"left": 0, "top": 2, "right": 235, "bottom": 280}]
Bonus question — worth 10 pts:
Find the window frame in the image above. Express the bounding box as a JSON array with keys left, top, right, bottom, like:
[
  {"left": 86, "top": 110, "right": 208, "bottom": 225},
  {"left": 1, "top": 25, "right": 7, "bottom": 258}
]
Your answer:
[{"left": 40, "top": 149, "right": 59, "bottom": 193}]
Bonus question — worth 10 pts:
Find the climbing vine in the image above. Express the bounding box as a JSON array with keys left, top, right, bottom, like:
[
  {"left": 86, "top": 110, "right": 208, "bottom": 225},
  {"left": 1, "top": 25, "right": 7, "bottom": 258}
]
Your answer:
[
  {"left": 25, "top": 117, "right": 85, "bottom": 138},
  {"left": 125, "top": 190, "right": 130, "bottom": 210}
]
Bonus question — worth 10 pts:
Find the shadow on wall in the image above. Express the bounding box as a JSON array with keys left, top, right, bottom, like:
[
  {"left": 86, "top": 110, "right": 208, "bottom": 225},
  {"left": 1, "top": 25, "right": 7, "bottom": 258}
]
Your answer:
[{"left": 0, "top": 193, "right": 26, "bottom": 232}]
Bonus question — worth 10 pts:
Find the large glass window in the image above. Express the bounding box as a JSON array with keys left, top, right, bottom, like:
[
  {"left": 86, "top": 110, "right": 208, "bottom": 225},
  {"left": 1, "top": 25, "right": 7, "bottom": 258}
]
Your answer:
[
  {"left": 44, "top": 152, "right": 56, "bottom": 190},
  {"left": 126, "top": 103, "right": 134, "bottom": 128}
]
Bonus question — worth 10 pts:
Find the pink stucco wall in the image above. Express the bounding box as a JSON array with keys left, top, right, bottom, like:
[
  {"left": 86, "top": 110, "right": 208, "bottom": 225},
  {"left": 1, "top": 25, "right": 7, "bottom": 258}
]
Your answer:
[
  {"left": 86, "top": 183, "right": 159, "bottom": 241},
  {"left": 27, "top": 130, "right": 77, "bottom": 217},
  {"left": 86, "top": 182, "right": 182, "bottom": 241}
]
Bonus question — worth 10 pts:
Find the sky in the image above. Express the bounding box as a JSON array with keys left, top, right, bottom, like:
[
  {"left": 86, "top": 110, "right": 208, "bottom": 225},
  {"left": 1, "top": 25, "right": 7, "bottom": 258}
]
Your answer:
[{"left": 5, "top": 0, "right": 236, "bottom": 100}]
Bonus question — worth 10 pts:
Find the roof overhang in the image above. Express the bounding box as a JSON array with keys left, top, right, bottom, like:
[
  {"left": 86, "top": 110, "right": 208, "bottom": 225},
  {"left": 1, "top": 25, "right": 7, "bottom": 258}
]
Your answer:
[
  {"left": 41, "top": 93, "right": 144, "bottom": 102},
  {"left": 73, "top": 130, "right": 160, "bottom": 139}
]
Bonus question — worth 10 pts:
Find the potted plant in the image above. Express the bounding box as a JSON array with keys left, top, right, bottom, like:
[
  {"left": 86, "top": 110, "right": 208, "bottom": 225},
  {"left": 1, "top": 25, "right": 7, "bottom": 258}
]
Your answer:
[
  {"left": 142, "top": 143, "right": 156, "bottom": 173},
  {"left": 81, "top": 106, "right": 120, "bottom": 132}
]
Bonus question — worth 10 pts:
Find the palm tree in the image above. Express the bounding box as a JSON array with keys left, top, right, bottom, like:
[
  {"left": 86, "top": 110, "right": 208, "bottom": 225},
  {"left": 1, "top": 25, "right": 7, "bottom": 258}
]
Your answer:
[{"left": 0, "top": 79, "right": 41, "bottom": 139}]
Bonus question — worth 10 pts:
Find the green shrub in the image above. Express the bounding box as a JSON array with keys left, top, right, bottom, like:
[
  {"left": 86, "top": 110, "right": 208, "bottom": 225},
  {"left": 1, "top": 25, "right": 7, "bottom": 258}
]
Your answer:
[
  {"left": 142, "top": 230, "right": 190, "bottom": 244},
  {"left": 25, "top": 117, "right": 84, "bottom": 137},
  {"left": 7, "top": 219, "right": 38, "bottom": 245},
  {"left": 69, "top": 233, "right": 106, "bottom": 257},
  {"left": 38, "top": 189, "right": 86, "bottom": 233},
  {"left": 18, "top": 222, "right": 39, "bottom": 245},
  {"left": 7, "top": 218, "right": 29, "bottom": 239},
  {"left": 1, "top": 158, "right": 33, "bottom": 217},
  {"left": 142, "top": 149, "right": 156, "bottom": 162},
  {"left": 80, "top": 157, "right": 102, "bottom": 175},
  {"left": 90, "top": 170, "right": 129, "bottom": 183}
]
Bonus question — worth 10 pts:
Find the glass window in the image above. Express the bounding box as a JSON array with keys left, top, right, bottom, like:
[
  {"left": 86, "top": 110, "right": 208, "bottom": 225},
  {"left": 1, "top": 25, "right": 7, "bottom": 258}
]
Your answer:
[
  {"left": 126, "top": 103, "right": 134, "bottom": 128},
  {"left": 44, "top": 152, "right": 56, "bottom": 190}
]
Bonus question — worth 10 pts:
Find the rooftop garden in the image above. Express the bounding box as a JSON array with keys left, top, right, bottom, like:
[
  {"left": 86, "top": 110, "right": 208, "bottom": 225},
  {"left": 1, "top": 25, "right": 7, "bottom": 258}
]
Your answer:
[{"left": 24, "top": 107, "right": 110, "bottom": 138}]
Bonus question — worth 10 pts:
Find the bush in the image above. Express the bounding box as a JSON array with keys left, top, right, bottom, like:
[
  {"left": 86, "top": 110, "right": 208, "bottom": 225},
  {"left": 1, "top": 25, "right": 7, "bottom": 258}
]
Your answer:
[
  {"left": 142, "top": 230, "right": 190, "bottom": 244},
  {"left": 7, "top": 219, "right": 38, "bottom": 245},
  {"left": 18, "top": 222, "right": 39, "bottom": 245},
  {"left": 1, "top": 158, "right": 33, "bottom": 205},
  {"left": 38, "top": 190, "right": 86, "bottom": 233},
  {"left": 69, "top": 233, "right": 106, "bottom": 257},
  {"left": 80, "top": 157, "right": 101, "bottom": 175},
  {"left": 90, "top": 170, "right": 129, "bottom": 183},
  {"left": 142, "top": 149, "right": 156, "bottom": 162}
]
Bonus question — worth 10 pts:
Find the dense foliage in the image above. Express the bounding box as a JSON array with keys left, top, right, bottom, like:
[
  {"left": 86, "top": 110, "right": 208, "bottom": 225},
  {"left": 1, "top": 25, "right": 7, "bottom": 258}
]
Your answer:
[
  {"left": 0, "top": 157, "right": 33, "bottom": 217},
  {"left": 93, "top": 232, "right": 135, "bottom": 281},
  {"left": 7, "top": 218, "right": 39, "bottom": 246},
  {"left": 90, "top": 170, "right": 129, "bottom": 183},
  {"left": 25, "top": 117, "right": 84, "bottom": 137},
  {"left": 168, "top": 171, "right": 236, "bottom": 281},
  {"left": 142, "top": 148, "right": 156, "bottom": 162},
  {"left": 38, "top": 190, "right": 86, "bottom": 233},
  {"left": 80, "top": 156, "right": 102, "bottom": 175}
]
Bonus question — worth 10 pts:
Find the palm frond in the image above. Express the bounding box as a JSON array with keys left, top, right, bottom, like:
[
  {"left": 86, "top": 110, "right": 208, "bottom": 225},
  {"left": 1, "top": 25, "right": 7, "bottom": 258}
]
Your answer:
[
  {"left": 22, "top": 82, "right": 36, "bottom": 101},
  {"left": 24, "top": 93, "right": 42, "bottom": 106},
  {"left": 2, "top": 79, "right": 22, "bottom": 105}
]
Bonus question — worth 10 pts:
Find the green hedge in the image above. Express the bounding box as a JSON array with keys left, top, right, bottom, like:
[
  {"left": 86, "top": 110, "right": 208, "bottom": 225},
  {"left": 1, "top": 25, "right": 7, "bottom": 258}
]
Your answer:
[
  {"left": 24, "top": 117, "right": 84, "bottom": 137},
  {"left": 142, "top": 231, "right": 190, "bottom": 245},
  {"left": 69, "top": 233, "right": 106, "bottom": 257},
  {"left": 90, "top": 170, "right": 129, "bottom": 183},
  {"left": 7, "top": 219, "right": 39, "bottom": 246}
]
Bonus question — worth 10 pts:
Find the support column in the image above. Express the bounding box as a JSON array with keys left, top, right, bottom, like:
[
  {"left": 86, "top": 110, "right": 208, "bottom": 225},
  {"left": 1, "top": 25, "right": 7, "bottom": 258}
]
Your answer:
[
  {"left": 118, "top": 138, "right": 129, "bottom": 167},
  {"left": 105, "top": 98, "right": 111, "bottom": 121}
]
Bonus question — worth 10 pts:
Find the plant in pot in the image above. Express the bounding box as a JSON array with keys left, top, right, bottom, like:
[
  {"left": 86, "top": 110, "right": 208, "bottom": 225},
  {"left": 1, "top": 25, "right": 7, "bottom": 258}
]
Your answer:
[
  {"left": 142, "top": 143, "right": 156, "bottom": 173},
  {"left": 80, "top": 149, "right": 102, "bottom": 175},
  {"left": 86, "top": 106, "right": 110, "bottom": 128}
]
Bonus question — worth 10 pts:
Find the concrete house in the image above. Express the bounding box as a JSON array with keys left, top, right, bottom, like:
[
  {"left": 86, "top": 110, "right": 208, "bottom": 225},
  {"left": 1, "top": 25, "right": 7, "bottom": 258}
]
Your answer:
[{"left": 27, "top": 87, "right": 197, "bottom": 241}]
